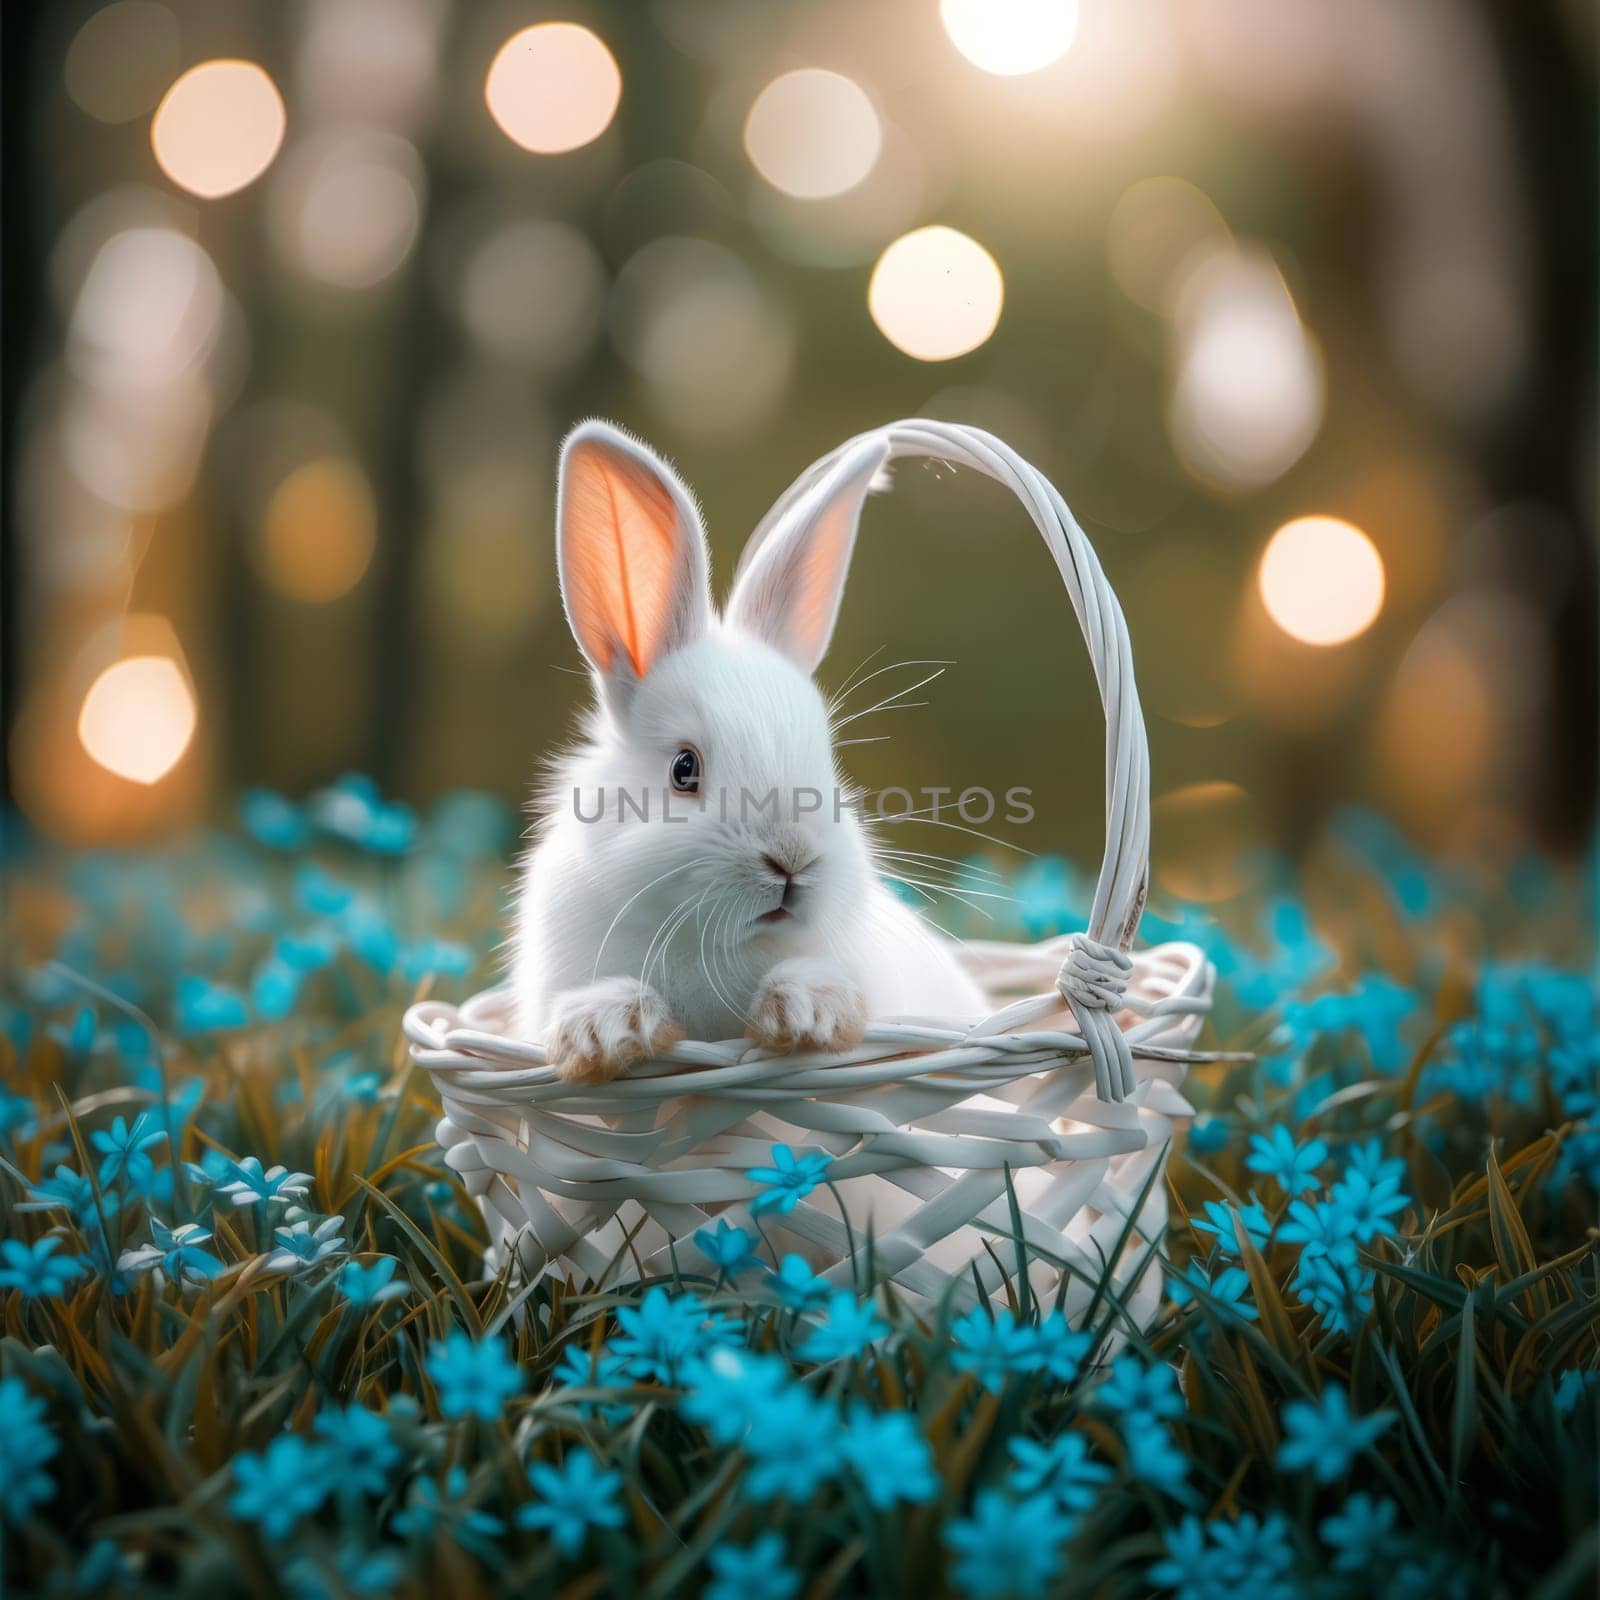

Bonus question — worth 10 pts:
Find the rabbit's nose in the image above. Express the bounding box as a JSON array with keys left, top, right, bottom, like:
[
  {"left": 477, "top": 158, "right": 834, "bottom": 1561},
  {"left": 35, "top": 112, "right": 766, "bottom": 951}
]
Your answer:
[{"left": 761, "top": 850, "right": 819, "bottom": 884}]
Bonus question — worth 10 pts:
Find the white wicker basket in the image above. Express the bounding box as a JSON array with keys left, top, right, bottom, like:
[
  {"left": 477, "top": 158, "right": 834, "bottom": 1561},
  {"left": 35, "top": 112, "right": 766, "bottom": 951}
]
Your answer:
[{"left": 404, "top": 421, "right": 1215, "bottom": 1323}]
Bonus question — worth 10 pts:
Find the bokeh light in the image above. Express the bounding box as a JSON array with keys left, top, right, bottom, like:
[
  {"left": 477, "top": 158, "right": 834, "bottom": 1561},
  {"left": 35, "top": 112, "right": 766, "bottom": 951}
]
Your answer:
[
  {"left": 77, "top": 654, "right": 197, "bottom": 784},
  {"left": 150, "top": 60, "right": 286, "bottom": 199},
  {"left": 1108, "top": 177, "right": 1230, "bottom": 314},
  {"left": 744, "top": 70, "right": 882, "bottom": 199},
  {"left": 1167, "top": 246, "right": 1324, "bottom": 489},
  {"left": 611, "top": 237, "right": 795, "bottom": 436},
  {"left": 257, "top": 459, "right": 378, "bottom": 602},
  {"left": 485, "top": 23, "right": 621, "bottom": 155},
  {"left": 64, "top": 1, "right": 180, "bottom": 126},
  {"left": 269, "top": 132, "right": 424, "bottom": 290},
  {"left": 868, "top": 226, "right": 1004, "bottom": 361},
  {"left": 458, "top": 218, "right": 607, "bottom": 372},
  {"left": 940, "top": 0, "right": 1079, "bottom": 76},
  {"left": 1258, "top": 516, "right": 1386, "bottom": 646},
  {"left": 69, "top": 227, "right": 225, "bottom": 391}
]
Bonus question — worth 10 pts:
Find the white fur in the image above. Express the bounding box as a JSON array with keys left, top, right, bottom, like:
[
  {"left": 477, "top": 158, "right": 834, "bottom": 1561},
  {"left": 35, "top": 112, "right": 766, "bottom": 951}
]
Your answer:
[{"left": 512, "top": 422, "right": 987, "bottom": 1082}]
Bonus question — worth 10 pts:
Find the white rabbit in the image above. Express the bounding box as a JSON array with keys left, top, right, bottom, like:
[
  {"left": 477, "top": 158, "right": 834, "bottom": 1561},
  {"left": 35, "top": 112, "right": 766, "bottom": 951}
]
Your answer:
[{"left": 511, "top": 420, "right": 988, "bottom": 1082}]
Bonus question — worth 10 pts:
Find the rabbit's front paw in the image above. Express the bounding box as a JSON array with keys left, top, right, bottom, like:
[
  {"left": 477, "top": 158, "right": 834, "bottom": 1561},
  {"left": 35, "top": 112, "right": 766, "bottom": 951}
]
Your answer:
[
  {"left": 546, "top": 979, "right": 683, "bottom": 1084},
  {"left": 747, "top": 958, "right": 868, "bottom": 1054}
]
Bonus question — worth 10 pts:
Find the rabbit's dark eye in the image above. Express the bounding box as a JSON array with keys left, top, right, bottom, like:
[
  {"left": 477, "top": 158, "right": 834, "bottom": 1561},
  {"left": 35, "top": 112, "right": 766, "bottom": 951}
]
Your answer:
[{"left": 669, "top": 745, "right": 702, "bottom": 795}]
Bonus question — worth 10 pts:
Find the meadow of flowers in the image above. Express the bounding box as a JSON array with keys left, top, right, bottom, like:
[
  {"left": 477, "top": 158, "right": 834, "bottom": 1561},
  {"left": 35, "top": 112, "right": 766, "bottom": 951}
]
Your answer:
[{"left": 1, "top": 777, "right": 1596, "bottom": 1598}]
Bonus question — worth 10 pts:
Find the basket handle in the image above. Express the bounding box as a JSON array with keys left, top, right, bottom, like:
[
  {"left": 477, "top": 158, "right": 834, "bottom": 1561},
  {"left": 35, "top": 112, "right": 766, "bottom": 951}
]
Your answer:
[{"left": 741, "top": 420, "right": 1151, "bottom": 1101}]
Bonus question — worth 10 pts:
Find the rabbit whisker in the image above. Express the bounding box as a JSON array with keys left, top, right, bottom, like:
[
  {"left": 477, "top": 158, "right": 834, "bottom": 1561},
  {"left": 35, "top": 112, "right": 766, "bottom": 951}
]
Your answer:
[{"left": 590, "top": 856, "right": 712, "bottom": 984}]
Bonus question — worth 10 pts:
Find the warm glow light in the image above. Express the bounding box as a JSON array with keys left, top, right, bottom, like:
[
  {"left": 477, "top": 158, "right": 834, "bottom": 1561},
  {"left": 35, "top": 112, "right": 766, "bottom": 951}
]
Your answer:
[
  {"left": 77, "top": 655, "right": 197, "bottom": 784},
  {"left": 1258, "top": 517, "right": 1385, "bottom": 646},
  {"left": 485, "top": 23, "right": 621, "bottom": 154},
  {"left": 258, "top": 459, "right": 378, "bottom": 602},
  {"left": 1167, "top": 246, "right": 1323, "bottom": 489},
  {"left": 270, "top": 132, "right": 423, "bottom": 289},
  {"left": 940, "top": 0, "right": 1079, "bottom": 75},
  {"left": 151, "top": 60, "right": 286, "bottom": 198},
  {"left": 868, "top": 226, "right": 1004, "bottom": 361},
  {"left": 744, "top": 70, "right": 882, "bottom": 199}
]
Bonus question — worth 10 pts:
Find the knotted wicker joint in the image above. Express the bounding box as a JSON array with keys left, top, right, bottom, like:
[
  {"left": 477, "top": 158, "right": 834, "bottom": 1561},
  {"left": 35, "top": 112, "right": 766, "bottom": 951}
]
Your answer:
[{"left": 406, "top": 421, "right": 1219, "bottom": 1318}]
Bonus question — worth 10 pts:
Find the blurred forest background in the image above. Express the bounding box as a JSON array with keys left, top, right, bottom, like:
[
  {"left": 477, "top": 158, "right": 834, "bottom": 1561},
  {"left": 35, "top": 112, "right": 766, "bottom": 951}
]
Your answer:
[{"left": 2, "top": 0, "right": 1595, "bottom": 910}]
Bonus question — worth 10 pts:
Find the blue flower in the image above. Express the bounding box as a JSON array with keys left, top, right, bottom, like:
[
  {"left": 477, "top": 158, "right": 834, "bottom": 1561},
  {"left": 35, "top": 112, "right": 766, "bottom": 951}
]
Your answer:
[
  {"left": 0, "top": 1236, "right": 87, "bottom": 1297},
  {"left": 796, "top": 1291, "right": 888, "bottom": 1362},
  {"left": 1549, "top": 1038, "right": 1600, "bottom": 1120},
  {"left": 296, "top": 863, "right": 354, "bottom": 916},
  {"left": 0, "top": 1376, "right": 57, "bottom": 1525},
  {"left": 117, "top": 1218, "right": 224, "bottom": 1287},
  {"left": 1278, "top": 1195, "right": 1359, "bottom": 1251},
  {"left": 1246, "top": 1125, "right": 1329, "bottom": 1196},
  {"left": 217, "top": 1158, "right": 313, "bottom": 1208},
  {"left": 342, "top": 903, "right": 400, "bottom": 975},
  {"left": 1095, "top": 1356, "right": 1184, "bottom": 1426},
  {"left": 0, "top": 1088, "right": 38, "bottom": 1143},
  {"left": 944, "top": 1490, "right": 1071, "bottom": 1598},
  {"left": 1289, "top": 1233, "right": 1374, "bottom": 1335},
  {"left": 18, "top": 1166, "right": 105, "bottom": 1226},
  {"left": 839, "top": 1403, "right": 937, "bottom": 1507},
  {"left": 1169, "top": 1260, "right": 1257, "bottom": 1322},
  {"left": 340, "top": 1071, "right": 385, "bottom": 1105},
  {"left": 1028, "top": 1311, "right": 1092, "bottom": 1382},
  {"left": 517, "top": 1449, "right": 626, "bottom": 1554},
  {"left": 276, "top": 926, "right": 341, "bottom": 972},
  {"left": 1319, "top": 1491, "right": 1400, "bottom": 1573},
  {"left": 49, "top": 1005, "right": 99, "bottom": 1056},
  {"left": 393, "top": 1465, "right": 504, "bottom": 1552},
  {"left": 1555, "top": 1368, "right": 1599, "bottom": 1416},
  {"left": 1150, "top": 1512, "right": 1297, "bottom": 1600},
  {"left": 613, "top": 1286, "right": 741, "bottom": 1384},
  {"left": 175, "top": 975, "right": 250, "bottom": 1035},
  {"left": 767, "top": 1253, "right": 830, "bottom": 1311},
  {"left": 286, "top": 1545, "right": 404, "bottom": 1600},
  {"left": 425, "top": 1331, "right": 524, "bottom": 1420},
  {"left": 49, "top": 1535, "right": 135, "bottom": 1594},
  {"left": 694, "top": 1219, "right": 759, "bottom": 1276},
  {"left": 229, "top": 1436, "right": 333, "bottom": 1539},
  {"left": 399, "top": 938, "right": 473, "bottom": 983},
  {"left": 252, "top": 959, "right": 302, "bottom": 1021},
  {"left": 746, "top": 1144, "right": 833, "bottom": 1215},
  {"left": 1326, "top": 1169, "right": 1409, "bottom": 1242},
  {"left": 1122, "top": 1419, "right": 1191, "bottom": 1496},
  {"left": 740, "top": 1384, "right": 843, "bottom": 1501},
  {"left": 552, "top": 1342, "right": 636, "bottom": 1424},
  {"left": 1188, "top": 1113, "right": 1231, "bottom": 1156},
  {"left": 313, "top": 1405, "right": 401, "bottom": 1497},
  {"left": 310, "top": 773, "right": 418, "bottom": 855},
  {"left": 1277, "top": 1384, "right": 1395, "bottom": 1481},
  {"left": 1343, "top": 1138, "right": 1408, "bottom": 1191},
  {"left": 1006, "top": 1431, "right": 1111, "bottom": 1511},
  {"left": 706, "top": 1533, "right": 800, "bottom": 1600},
  {"left": 1191, "top": 1197, "right": 1273, "bottom": 1256},
  {"left": 264, "top": 1217, "right": 347, "bottom": 1273},
  {"left": 337, "top": 1256, "right": 408, "bottom": 1307},
  {"left": 682, "top": 1347, "right": 792, "bottom": 1446},
  {"left": 240, "top": 789, "right": 310, "bottom": 851},
  {"left": 90, "top": 1112, "right": 166, "bottom": 1188},
  {"left": 950, "top": 1307, "right": 1038, "bottom": 1390}
]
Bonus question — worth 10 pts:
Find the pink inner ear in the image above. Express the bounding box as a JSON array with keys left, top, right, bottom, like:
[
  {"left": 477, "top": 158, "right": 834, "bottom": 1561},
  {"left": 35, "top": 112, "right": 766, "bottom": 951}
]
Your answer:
[
  {"left": 564, "top": 441, "right": 682, "bottom": 678},
  {"left": 792, "top": 498, "right": 856, "bottom": 664}
]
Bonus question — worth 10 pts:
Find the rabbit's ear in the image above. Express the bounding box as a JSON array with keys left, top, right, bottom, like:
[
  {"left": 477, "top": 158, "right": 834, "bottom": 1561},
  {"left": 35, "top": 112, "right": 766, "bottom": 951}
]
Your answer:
[
  {"left": 557, "top": 421, "right": 711, "bottom": 703},
  {"left": 726, "top": 435, "right": 889, "bottom": 672}
]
